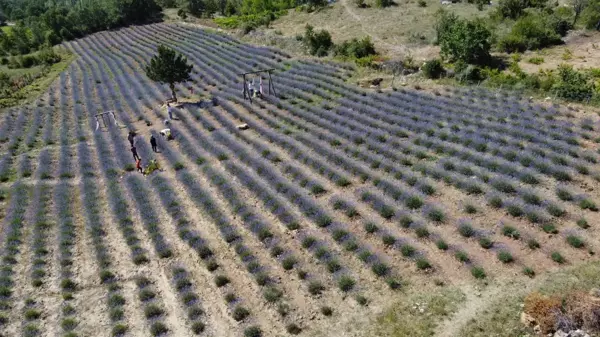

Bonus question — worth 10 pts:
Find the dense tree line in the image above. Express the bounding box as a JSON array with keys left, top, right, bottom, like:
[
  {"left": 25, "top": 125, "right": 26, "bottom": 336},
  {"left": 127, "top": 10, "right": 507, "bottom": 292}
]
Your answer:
[{"left": 0, "top": 0, "right": 162, "bottom": 55}]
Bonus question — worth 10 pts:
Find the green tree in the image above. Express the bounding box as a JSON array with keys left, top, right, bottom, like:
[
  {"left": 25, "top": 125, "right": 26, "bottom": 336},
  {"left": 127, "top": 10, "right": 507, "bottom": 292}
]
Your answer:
[
  {"left": 552, "top": 64, "right": 593, "bottom": 101},
  {"left": 303, "top": 25, "right": 334, "bottom": 57},
  {"left": 145, "top": 45, "right": 193, "bottom": 101},
  {"left": 436, "top": 11, "right": 491, "bottom": 65}
]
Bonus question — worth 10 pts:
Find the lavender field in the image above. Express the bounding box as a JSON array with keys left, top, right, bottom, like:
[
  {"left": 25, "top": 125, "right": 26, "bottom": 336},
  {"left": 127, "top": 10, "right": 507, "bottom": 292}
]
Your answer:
[{"left": 0, "top": 23, "right": 598, "bottom": 337}]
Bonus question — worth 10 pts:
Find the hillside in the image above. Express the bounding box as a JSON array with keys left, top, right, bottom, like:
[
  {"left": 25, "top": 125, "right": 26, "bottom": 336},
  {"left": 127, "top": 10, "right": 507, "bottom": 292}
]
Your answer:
[{"left": 0, "top": 22, "right": 599, "bottom": 336}]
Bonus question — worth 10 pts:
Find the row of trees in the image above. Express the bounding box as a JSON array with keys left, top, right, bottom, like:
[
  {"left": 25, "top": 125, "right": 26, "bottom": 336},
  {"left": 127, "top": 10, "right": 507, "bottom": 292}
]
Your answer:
[
  {"left": 0, "top": 0, "right": 162, "bottom": 56},
  {"left": 178, "top": 0, "right": 325, "bottom": 18}
]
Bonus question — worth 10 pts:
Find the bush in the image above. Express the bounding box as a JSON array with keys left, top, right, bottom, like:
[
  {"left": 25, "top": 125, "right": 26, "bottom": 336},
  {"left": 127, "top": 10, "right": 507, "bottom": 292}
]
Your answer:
[
  {"left": 364, "top": 222, "right": 379, "bottom": 234},
  {"left": 579, "top": 198, "right": 598, "bottom": 211},
  {"left": 502, "top": 225, "right": 521, "bottom": 239},
  {"left": 321, "top": 306, "right": 333, "bottom": 316},
  {"left": 471, "top": 266, "right": 486, "bottom": 279},
  {"left": 335, "top": 37, "right": 377, "bottom": 59},
  {"left": 458, "top": 224, "right": 476, "bottom": 237},
  {"left": 215, "top": 275, "right": 230, "bottom": 287},
  {"left": 436, "top": 239, "right": 449, "bottom": 250},
  {"left": 576, "top": 218, "right": 589, "bottom": 229},
  {"left": 308, "top": 281, "right": 325, "bottom": 295},
  {"left": 551, "top": 251, "right": 565, "bottom": 263},
  {"left": 338, "top": 275, "right": 355, "bottom": 292},
  {"left": 455, "top": 250, "right": 470, "bottom": 262},
  {"left": 435, "top": 10, "right": 492, "bottom": 64},
  {"left": 422, "top": 59, "right": 445, "bottom": 79},
  {"left": 528, "top": 56, "right": 544, "bottom": 64},
  {"left": 566, "top": 235, "right": 585, "bottom": 248},
  {"left": 415, "top": 227, "right": 430, "bottom": 238},
  {"left": 286, "top": 323, "right": 302, "bottom": 334},
  {"left": 552, "top": 65, "right": 594, "bottom": 102},
  {"left": 233, "top": 306, "right": 250, "bottom": 321},
  {"left": 150, "top": 322, "right": 168, "bottom": 336},
  {"left": 244, "top": 326, "right": 262, "bottom": 337},
  {"left": 479, "top": 237, "right": 494, "bottom": 249},
  {"left": 416, "top": 258, "right": 432, "bottom": 270},
  {"left": 542, "top": 223, "right": 558, "bottom": 234},
  {"left": 497, "top": 251, "right": 514, "bottom": 263},
  {"left": 371, "top": 262, "right": 389, "bottom": 277},
  {"left": 303, "top": 25, "right": 334, "bottom": 57},
  {"left": 523, "top": 267, "right": 535, "bottom": 278},
  {"left": 528, "top": 239, "right": 540, "bottom": 249},
  {"left": 499, "top": 13, "right": 564, "bottom": 53}
]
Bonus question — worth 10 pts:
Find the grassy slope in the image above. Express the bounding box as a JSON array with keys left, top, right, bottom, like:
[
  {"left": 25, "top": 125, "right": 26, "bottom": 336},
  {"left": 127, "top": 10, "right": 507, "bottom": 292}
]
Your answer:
[
  {"left": 369, "top": 260, "right": 600, "bottom": 337},
  {"left": 268, "top": 0, "right": 491, "bottom": 57},
  {"left": 0, "top": 50, "right": 76, "bottom": 109}
]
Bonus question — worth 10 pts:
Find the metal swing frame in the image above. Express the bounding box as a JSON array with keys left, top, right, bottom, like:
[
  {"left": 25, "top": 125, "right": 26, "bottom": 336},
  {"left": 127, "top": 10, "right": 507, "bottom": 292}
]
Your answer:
[
  {"left": 94, "top": 111, "right": 123, "bottom": 132},
  {"left": 240, "top": 69, "right": 277, "bottom": 104}
]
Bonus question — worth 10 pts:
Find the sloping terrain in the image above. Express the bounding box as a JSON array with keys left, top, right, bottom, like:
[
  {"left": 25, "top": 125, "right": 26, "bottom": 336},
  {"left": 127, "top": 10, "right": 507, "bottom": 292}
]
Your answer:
[{"left": 0, "top": 23, "right": 598, "bottom": 337}]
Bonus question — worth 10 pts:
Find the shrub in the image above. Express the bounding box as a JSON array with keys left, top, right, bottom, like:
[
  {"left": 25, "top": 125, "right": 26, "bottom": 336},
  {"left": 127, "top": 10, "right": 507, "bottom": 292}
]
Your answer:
[
  {"left": 576, "top": 218, "right": 589, "bottom": 229},
  {"left": 282, "top": 256, "right": 297, "bottom": 270},
  {"left": 523, "top": 267, "right": 535, "bottom": 278},
  {"left": 371, "top": 262, "right": 389, "bottom": 277},
  {"left": 416, "top": 258, "right": 432, "bottom": 270},
  {"left": 547, "top": 204, "right": 566, "bottom": 217},
  {"left": 233, "top": 306, "right": 250, "bottom": 321},
  {"left": 436, "top": 239, "right": 449, "bottom": 250},
  {"left": 415, "top": 227, "right": 430, "bottom": 238},
  {"left": 427, "top": 208, "right": 445, "bottom": 222},
  {"left": 566, "top": 235, "right": 585, "bottom": 248},
  {"left": 497, "top": 251, "right": 514, "bottom": 263},
  {"left": 406, "top": 196, "right": 423, "bottom": 209},
  {"left": 302, "top": 236, "right": 316, "bottom": 248},
  {"left": 479, "top": 237, "right": 493, "bottom": 249},
  {"left": 327, "top": 259, "right": 342, "bottom": 273},
  {"left": 111, "top": 323, "right": 129, "bottom": 336},
  {"left": 215, "top": 275, "right": 230, "bottom": 287},
  {"left": 364, "top": 222, "right": 379, "bottom": 234},
  {"left": 579, "top": 199, "right": 598, "bottom": 211},
  {"left": 418, "top": 0, "right": 427, "bottom": 6},
  {"left": 422, "top": 59, "right": 445, "bottom": 79},
  {"left": 488, "top": 195, "right": 503, "bottom": 208},
  {"left": 144, "top": 304, "right": 164, "bottom": 319},
  {"left": 355, "top": 295, "right": 368, "bottom": 306},
  {"left": 502, "top": 225, "right": 520, "bottom": 239},
  {"left": 303, "top": 25, "right": 333, "bottom": 57},
  {"left": 471, "top": 266, "right": 486, "bottom": 279},
  {"left": 382, "top": 235, "right": 396, "bottom": 246},
  {"left": 263, "top": 287, "right": 282, "bottom": 303},
  {"left": 244, "top": 326, "right": 262, "bottom": 337},
  {"left": 455, "top": 250, "right": 470, "bottom": 262},
  {"left": 528, "top": 56, "right": 544, "bottom": 64},
  {"left": 458, "top": 224, "right": 476, "bottom": 237},
  {"left": 335, "top": 37, "right": 377, "bottom": 59},
  {"left": 338, "top": 275, "right": 355, "bottom": 292},
  {"left": 464, "top": 204, "right": 477, "bottom": 214},
  {"left": 399, "top": 215, "right": 413, "bottom": 228},
  {"left": 553, "top": 65, "right": 594, "bottom": 102},
  {"left": 150, "top": 322, "right": 168, "bottom": 336},
  {"left": 286, "top": 323, "right": 302, "bottom": 335},
  {"left": 435, "top": 11, "right": 492, "bottom": 64},
  {"left": 551, "top": 251, "right": 565, "bottom": 263},
  {"left": 320, "top": 306, "right": 333, "bottom": 316},
  {"left": 542, "top": 223, "right": 558, "bottom": 234},
  {"left": 308, "top": 281, "right": 325, "bottom": 295},
  {"left": 386, "top": 277, "right": 402, "bottom": 290},
  {"left": 191, "top": 321, "right": 205, "bottom": 334},
  {"left": 528, "top": 239, "right": 540, "bottom": 249}
]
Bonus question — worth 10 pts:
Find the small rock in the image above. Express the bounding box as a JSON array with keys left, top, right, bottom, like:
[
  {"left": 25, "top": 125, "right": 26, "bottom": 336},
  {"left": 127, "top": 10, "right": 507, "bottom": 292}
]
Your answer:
[
  {"left": 237, "top": 123, "right": 249, "bottom": 130},
  {"left": 520, "top": 312, "right": 536, "bottom": 327}
]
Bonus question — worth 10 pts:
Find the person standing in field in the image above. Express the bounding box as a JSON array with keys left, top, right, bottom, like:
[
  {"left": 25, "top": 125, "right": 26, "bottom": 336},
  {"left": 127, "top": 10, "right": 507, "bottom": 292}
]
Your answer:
[
  {"left": 128, "top": 131, "right": 135, "bottom": 147},
  {"left": 131, "top": 146, "right": 141, "bottom": 161},
  {"left": 136, "top": 158, "right": 143, "bottom": 174},
  {"left": 167, "top": 103, "right": 174, "bottom": 120},
  {"left": 150, "top": 134, "right": 158, "bottom": 153}
]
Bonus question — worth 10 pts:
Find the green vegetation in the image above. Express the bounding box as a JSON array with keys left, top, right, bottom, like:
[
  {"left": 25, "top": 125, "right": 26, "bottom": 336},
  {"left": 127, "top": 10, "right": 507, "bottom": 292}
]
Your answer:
[
  {"left": 460, "top": 261, "right": 600, "bottom": 336},
  {"left": 145, "top": 45, "right": 193, "bottom": 101},
  {"left": 435, "top": 10, "right": 491, "bottom": 65},
  {"left": 0, "top": 49, "right": 75, "bottom": 108},
  {"left": 0, "top": 0, "right": 161, "bottom": 56},
  {"left": 375, "top": 287, "right": 466, "bottom": 337}
]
